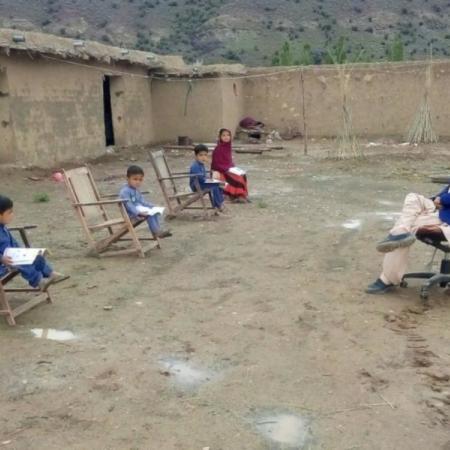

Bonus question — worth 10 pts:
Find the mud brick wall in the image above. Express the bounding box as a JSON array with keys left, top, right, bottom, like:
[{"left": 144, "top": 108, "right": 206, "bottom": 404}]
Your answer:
[
  {"left": 2, "top": 54, "right": 450, "bottom": 167},
  {"left": 243, "top": 61, "right": 450, "bottom": 139},
  {"left": 109, "top": 74, "right": 154, "bottom": 148},
  {"left": 151, "top": 77, "right": 244, "bottom": 143},
  {"left": 0, "top": 52, "right": 153, "bottom": 166}
]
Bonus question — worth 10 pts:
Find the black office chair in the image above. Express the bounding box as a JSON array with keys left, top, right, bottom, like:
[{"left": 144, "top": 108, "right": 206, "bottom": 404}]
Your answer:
[{"left": 401, "top": 228, "right": 450, "bottom": 300}]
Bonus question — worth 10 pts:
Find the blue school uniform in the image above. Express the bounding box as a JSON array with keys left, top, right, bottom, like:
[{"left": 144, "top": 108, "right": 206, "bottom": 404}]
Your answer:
[
  {"left": 0, "top": 224, "right": 52, "bottom": 288},
  {"left": 189, "top": 160, "right": 224, "bottom": 209},
  {"left": 119, "top": 184, "right": 161, "bottom": 234},
  {"left": 434, "top": 185, "right": 450, "bottom": 225}
]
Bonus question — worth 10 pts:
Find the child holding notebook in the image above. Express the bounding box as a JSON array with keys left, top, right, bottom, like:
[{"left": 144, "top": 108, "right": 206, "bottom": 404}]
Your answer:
[
  {"left": 119, "top": 165, "right": 172, "bottom": 238},
  {"left": 0, "top": 195, "right": 66, "bottom": 291},
  {"left": 189, "top": 144, "right": 225, "bottom": 213}
]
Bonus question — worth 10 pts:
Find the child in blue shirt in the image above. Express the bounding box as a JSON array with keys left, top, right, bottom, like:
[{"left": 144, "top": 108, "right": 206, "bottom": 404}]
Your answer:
[
  {"left": 0, "top": 195, "right": 66, "bottom": 291},
  {"left": 119, "top": 165, "right": 172, "bottom": 238},
  {"left": 189, "top": 144, "right": 225, "bottom": 213}
]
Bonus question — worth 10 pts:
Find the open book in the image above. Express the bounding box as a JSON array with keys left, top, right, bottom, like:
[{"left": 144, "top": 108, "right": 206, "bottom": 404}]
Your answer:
[
  {"left": 229, "top": 166, "right": 246, "bottom": 176},
  {"left": 3, "top": 247, "right": 46, "bottom": 266},
  {"left": 136, "top": 205, "right": 165, "bottom": 216},
  {"left": 205, "top": 179, "right": 224, "bottom": 185}
]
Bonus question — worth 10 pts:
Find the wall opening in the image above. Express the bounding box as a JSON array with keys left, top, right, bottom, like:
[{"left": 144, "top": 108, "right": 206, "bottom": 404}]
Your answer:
[{"left": 103, "top": 75, "right": 115, "bottom": 146}]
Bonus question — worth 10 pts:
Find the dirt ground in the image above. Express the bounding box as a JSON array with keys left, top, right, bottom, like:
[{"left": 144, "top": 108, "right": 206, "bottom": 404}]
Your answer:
[{"left": 1, "top": 139, "right": 450, "bottom": 450}]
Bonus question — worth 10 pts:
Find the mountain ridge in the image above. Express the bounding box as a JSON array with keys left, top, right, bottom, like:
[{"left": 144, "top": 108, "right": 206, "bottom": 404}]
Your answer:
[{"left": 1, "top": 0, "right": 449, "bottom": 65}]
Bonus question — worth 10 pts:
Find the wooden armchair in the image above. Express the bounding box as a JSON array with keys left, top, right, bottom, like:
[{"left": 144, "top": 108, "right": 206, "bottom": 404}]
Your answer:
[
  {"left": 0, "top": 226, "right": 52, "bottom": 325},
  {"left": 63, "top": 166, "right": 160, "bottom": 257},
  {"left": 149, "top": 149, "right": 214, "bottom": 218}
]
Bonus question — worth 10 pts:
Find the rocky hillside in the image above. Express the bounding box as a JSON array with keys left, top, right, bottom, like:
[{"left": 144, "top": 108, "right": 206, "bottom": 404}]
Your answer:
[{"left": 1, "top": 0, "right": 449, "bottom": 65}]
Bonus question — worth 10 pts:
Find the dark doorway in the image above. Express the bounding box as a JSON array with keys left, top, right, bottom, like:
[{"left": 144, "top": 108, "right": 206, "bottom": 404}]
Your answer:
[{"left": 103, "top": 76, "right": 115, "bottom": 146}]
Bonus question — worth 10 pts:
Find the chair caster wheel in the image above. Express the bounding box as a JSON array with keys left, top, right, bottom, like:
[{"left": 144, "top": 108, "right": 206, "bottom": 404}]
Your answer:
[{"left": 400, "top": 281, "right": 408, "bottom": 288}]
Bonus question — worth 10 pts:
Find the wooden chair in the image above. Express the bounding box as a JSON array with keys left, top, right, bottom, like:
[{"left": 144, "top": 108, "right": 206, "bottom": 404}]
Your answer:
[
  {"left": 63, "top": 166, "right": 160, "bottom": 257},
  {"left": 0, "top": 226, "right": 52, "bottom": 326},
  {"left": 149, "top": 149, "right": 214, "bottom": 218}
]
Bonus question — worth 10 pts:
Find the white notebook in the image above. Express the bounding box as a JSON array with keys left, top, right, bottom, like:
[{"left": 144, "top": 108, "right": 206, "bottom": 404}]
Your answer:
[
  {"left": 136, "top": 205, "right": 165, "bottom": 216},
  {"left": 4, "top": 247, "right": 46, "bottom": 265},
  {"left": 229, "top": 166, "right": 246, "bottom": 176},
  {"left": 205, "top": 179, "right": 223, "bottom": 184}
]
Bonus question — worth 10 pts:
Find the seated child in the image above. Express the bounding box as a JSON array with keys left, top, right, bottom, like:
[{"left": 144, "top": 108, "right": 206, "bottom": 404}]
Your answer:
[
  {"left": 0, "top": 195, "right": 66, "bottom": 291},
  {"left": 119, "top": 165, "right": 172, "bottom": 238},
  {"left": 212, "top": 129, "right": 249, "bottom": 203},
  {"left": 190, "top": 144, "right": 225, "bottom": 213}
]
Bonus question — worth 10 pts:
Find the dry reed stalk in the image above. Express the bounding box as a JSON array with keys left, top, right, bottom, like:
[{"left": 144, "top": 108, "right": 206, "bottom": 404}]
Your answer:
[
  {"left": 334, "top": 65, "right": 363, "bottom": 159},
  {"left": 407, "top": 58, "right": 438, "bottom": 144}
]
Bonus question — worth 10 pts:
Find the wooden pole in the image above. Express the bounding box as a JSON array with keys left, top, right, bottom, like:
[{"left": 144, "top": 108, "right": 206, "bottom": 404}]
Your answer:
[{"left": 300, "top": 69, "right": 308, "bottom": 155}]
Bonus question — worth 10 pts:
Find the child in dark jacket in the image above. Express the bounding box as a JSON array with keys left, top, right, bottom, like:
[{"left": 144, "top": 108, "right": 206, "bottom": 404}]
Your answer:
[
  {"left": 189, "top": 144, "right": 225, "bottom": 212},
  {"left": 0, "top": 195, "right": 66, "bottom": 291}
]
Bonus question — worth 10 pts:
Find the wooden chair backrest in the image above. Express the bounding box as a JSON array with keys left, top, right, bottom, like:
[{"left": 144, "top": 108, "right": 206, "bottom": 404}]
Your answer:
[
  {"left": 150, "top": 150, "right": 177, "bottom": 195},
  {"left": 63, "top": 166, "right": 109, "bottom": 224}
]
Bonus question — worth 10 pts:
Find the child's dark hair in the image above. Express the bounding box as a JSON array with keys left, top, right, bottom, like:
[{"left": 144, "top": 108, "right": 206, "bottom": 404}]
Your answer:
[
  {"left": 0, "top": 195, "right": 13, "bottom": 214},
  {"left": 194, "top": 144, "right": 209, "bottom": 155},
  {"left": 127, "top": 165, "right": 144, "bottom": 177}
]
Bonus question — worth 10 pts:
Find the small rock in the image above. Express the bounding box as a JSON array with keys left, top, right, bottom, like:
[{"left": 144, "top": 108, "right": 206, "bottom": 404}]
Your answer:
[
  {"left": 407, "top": 306, "right": 425, "bottom": 315},
  {"left": 384, "top": 313, "right": 397, "bottom": 323},
  {"left": 422, "top": 370, "right": 450, "bottom": 382},
  {"left": 103, "top": 305, "right": 113, "bottom": 311}
]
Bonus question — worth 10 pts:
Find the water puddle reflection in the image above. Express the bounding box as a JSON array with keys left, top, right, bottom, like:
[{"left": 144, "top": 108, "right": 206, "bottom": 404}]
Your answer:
[{"left": 31, "top": 329, "right": 76, "bottom": 341}]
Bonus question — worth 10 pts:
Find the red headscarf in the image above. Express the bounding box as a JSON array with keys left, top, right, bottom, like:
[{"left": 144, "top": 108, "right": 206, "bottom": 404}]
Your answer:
[{"left": 211, "top": 128, "right": 234, "bottom": 173}]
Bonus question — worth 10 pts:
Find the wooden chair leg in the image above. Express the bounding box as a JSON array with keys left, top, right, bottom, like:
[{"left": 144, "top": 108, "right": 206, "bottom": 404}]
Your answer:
[
  {"left": 5, "top": 312, "right": 15, "bottom": 326},
  {"left": 120, "top": 206, "right": 145, "bottom": 257},
  {"left": 0, "top": 288, "right": 15, "bottom": 325},
  {"left": 200, "top": 193, "right": 208, "bottom": 218},
  {"left": 166, "top": 200, "right": 176, "bottom": 218}
]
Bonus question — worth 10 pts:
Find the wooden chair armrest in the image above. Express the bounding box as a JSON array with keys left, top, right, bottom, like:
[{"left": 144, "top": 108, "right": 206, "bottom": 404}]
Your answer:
[
  {"left": 1, "top": 269, "right": 19, "bottom": 285},
  {"left": 73, "top": 199, "right": 126, "bottom": 206},
  {"left": 101, "top": 193, "right": 121, "bottom": 199},
  {"left": 9, "top": 225, "right": 38, "bottom": 231},
  {"left": 102, "top": 191, "right": 149, "bottom": 198},
  {"left": 160, "top": 174, "right": 192, "bottom": 180}
]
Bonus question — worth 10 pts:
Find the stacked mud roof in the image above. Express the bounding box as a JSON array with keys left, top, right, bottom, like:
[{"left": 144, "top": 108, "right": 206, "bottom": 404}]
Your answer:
[{"left": 0, "top": 27, "right": 185, "bottom": 72}]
